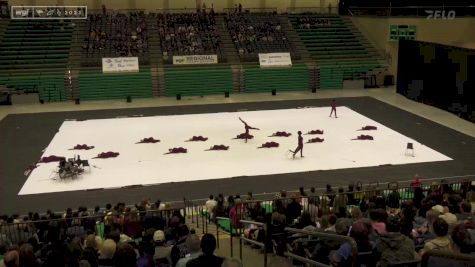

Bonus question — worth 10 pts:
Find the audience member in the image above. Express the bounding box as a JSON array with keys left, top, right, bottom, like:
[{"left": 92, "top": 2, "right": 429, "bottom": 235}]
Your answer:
[{"left": 186, "top": 233, "right": 223, "bottom": 267}]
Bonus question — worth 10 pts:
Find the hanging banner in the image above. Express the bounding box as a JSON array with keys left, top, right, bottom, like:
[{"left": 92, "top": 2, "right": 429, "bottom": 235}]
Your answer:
[
  {"left": 172, "top": 55, "right": 218, "bottom": 65},
  {"left": 258, "top": 53, "right": 292, "bottom": 67},
  {"left": 102, "top": 57, "right": 139, "bottom": 73}
]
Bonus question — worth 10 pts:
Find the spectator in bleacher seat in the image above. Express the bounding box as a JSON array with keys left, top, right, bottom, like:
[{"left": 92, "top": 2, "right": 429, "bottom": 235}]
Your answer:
[
  {"left": 347, "top": 184, "right": 356, "bottom": 206},
  {"left": 451, "top": 223, "right": 475, "bottom": 254},
  {"left": 171, "top": 224, "right": 191, "bottom": 266},
  {"left": 271, "top": 200, "right": 286, "bottom": 228},
  {"left": 330, "top": 220, "right": 371, "bottom": 266},
  {"left": 176, "top": 234, "right": 201, "bottom": 267},
  {"left": 18, "top": 243, "right": 40, "bottom": 267},
  {"left": 186, "top": 233, "right": 223, "bottom": 267},
  {"left": 387, "top": 187, "right": 400, "bottom": 209},
  {"left": 418, "top": 218, "right": 453, "bottom": 256},
  {"left": 285, "top": 196, "right": 302, "bottom": 225},
  {"left": 323, "top": 214, "right": 337, "bottom": 233},
  {"left": 114, "top": 243, "right": 136, "bottom": 267},
  {"left": 98, "top": 239, "right": 116, "bottom": 267},
  {"left": 457, "top": 202, "right": 473, "bottom": 222},
  {"left": 136, "top": 241, "right": 154, "bottom": 267},
  {"left": 375, "top": 216, "right": 416, "bottom": 267},
  {"left": 369, "top": 209, "right": 387, "bottom": 235},
  {"left": 2, "top": 250, "right": 19, "bottom": 267},
  {"left": 152, "top": 230, "right": 172, "bottom": 265},
  {"left": 334, "top": 187, "right": 348, "bottom": 218}
]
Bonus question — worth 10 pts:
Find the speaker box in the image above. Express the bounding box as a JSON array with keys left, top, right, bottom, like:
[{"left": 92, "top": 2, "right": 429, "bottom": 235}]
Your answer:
[
  {"left": 176, "top": 93, "right": 181, "bottom": 100},
  {"left": 75, "top": 98, "right": 80, "bottom": 105},
  {"left": 311, "top": 88, "right": 317, "bottom": 93},
  {"left": 224, "top": 91, "right": 230, "bottom": 98},
  {"left": 272, "top": 89, "right": 276, "bottom": 95},
  {"left": 126, "top": 96, "right": 132, "bottom": 103}
]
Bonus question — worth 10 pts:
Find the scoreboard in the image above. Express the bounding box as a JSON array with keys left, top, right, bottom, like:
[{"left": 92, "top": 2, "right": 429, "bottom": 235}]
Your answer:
[{"left": 11, "top": 6, "right": 87, "bottom": 19}]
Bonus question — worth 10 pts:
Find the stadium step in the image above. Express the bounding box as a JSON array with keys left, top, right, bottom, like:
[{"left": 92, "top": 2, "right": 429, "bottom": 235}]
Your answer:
[
  {"left": 215, "top": 15, "right": 240, "bottom": 64},
  {"left": 277, "top": 15, "right": 312, "bottom": 62}
]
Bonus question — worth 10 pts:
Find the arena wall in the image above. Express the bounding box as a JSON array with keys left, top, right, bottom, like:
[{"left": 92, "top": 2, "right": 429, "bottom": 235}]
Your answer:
[
  {"left": 350, "top": 17, "right": 475, "bottom": 79},
  {"left": 8, "top": 0, "right": 337, "bottom": 12}
]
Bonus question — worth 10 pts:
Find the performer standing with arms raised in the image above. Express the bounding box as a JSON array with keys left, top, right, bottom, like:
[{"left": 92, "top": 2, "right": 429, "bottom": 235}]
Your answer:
[
  {"left": 239, "top": 117, "right": 259, "bottom": 143},
  {"left": 329, "top": 99, "right": 338, "bottom": 118},
  {"left": 290, "top": 131, "right": 304, "bottom": 159}
]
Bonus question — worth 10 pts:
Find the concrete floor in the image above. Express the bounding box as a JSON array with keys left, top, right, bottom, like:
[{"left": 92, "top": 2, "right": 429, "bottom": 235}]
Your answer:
[{"left": 2, "top": 87, "right": 475, "bottom": 138}]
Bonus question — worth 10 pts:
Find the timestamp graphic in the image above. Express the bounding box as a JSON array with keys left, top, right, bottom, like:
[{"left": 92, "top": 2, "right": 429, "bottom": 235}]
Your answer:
[{"left": 11, "top": 6, "right": 87, "bottom": 20}]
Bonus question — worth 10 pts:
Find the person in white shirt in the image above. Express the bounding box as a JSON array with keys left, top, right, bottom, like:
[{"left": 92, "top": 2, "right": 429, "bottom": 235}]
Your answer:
[{"left": 205, "top": 195, "right": 218, "bottom": 220}]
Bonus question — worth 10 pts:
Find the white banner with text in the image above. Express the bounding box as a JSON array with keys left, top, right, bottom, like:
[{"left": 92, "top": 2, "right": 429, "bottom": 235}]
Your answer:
[
  {"left": 102, "top": 57, "right": 139, "bottom": 73},
  {"left": 172, "top": 55, "right": 218, "bottom": 65},
  {"left": 258, "top": 53, "right": 292, "bottom": 67}
]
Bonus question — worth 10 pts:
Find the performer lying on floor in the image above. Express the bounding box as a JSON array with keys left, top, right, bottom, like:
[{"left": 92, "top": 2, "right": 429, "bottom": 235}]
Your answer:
[
  {"left": 258, "top": 142, "right": 279, "bottom": 148},
  {"left": 239, "top": 117, "right": 259, "bottom": 143},
  {"left": 351, "top": 135, "right": 374, "bottom": 140},
  {"left": 185, "top": 136, "right": 208, "bottom": 142},
  {"left": 306, "top": 129, "right": 324, "bottom": 135},
  {"left": 307, "top": 137, "right": 324, "bottom": 143},
  {"left": 136, "top": 137, "right": 160, "bottom": 144},
  {"left": 358, "top": 125, "right": 378, "bottom": 131},
  {"left": 206, "top": 145, "right": 229, "bottom": 151},
  {"left": 164, "top": 147, "right": 187, "bottom": 155},
  {"left": 234, "top": 133, "right": 254, "bottom": 140},
  {"left": 94, "top": 152, "right": 120, "bottom": 158},
  {"left": 70, "top": 144, "right": 95, "bottom": 150},
  {"left": 269, "top": 131, "right": 292, "bottom": 137}
]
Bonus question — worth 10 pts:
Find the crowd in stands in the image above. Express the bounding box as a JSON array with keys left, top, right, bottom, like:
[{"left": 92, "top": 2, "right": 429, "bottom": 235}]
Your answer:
[
  {"left": 154, "top": 11, "right": 223, "bottom": 62},
  {"left": 225, "top": 10, "right": 296, "bottom": 61},
  {"left": 0, "top": 199, "right": 242, "bottom": 267},
  {"left": 2, "top": 178, "right": 475, "bottom": 267},
  {"left": 204, "top": 178, "right": 475, "bottom": 266},
  {"left": 82, "top": 11, "right": 149, "bottom": 58}
]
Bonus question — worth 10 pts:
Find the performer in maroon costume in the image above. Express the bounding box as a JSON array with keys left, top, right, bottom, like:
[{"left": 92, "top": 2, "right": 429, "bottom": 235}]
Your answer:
[
  {"left": 164, "top": 147, "right": 187, "bottom": 155},
  {"left": 269, "top": 131, "right": 291, "bottom": 137},
  {"left": 258, "top": 142, "right": 279, "bottom": 148},
  {"left": 239, "top": 117, "right": 259, "bottom": 143},
  {"left": 351, "top": 135, "right": 374, "bottom": 140},
  {"left": 290, "top": 131, "right": 304, "bottom": 158},
  {"left": 186, "top": 136, "right": 208, "bottom": 142},
  {"left": 307, "top": 137, "right": 324, "bottom": 143},
  {"left": 306, "top": 129, "right": 324, "bottom": 135},
  {"left": 358, "top": 126, "right": 377, "bottom": 131},
  {"left": 329, "top": 99, "right": 338, "bottom": 118},
  {"left": 206, "top": 145, "right": 229, "bottom": 151}
]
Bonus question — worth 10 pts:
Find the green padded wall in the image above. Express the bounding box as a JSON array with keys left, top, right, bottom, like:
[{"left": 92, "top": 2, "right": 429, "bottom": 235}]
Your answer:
[
  {"left": 164, "top": 67, "right": 233, "bottom": 97},
  {"left": 244, "top": 64, "right": 309, "bottom": 93}
]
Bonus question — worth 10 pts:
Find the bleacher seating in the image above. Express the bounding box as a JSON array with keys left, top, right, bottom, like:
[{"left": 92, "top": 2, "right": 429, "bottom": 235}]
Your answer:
[
  {"left": 0, "top": 20, "right": 72, "bottom": 101},
  {"left": 243, "top": 64, "right": 309, "bottom": 93},
  {"left": 225, "top": 12, "right": 298, "bottom": 62},
  {"left": 289, "top": 14, "right": 382, "bottom": 89},
  {"left": 78, "top": 69, "right": 152, "bottom": 100},
  {"left": 155, "top": 12, "right": 224, "bottom": 64},
  {"left": 164, "top": 66, "right": 233, "bottom": 97},
  {"left": 81, "top": 12, "right": 150, "bottom": 66}
]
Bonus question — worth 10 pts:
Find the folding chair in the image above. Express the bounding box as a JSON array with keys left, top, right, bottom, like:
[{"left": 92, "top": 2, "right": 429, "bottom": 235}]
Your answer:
[{"left": 405, "top": 142, "right": 414, "bottom": 157}]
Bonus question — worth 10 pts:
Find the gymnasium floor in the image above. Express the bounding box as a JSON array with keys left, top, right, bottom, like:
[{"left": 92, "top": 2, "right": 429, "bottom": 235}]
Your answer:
[{"left": 1, "top": 88, "right": 475, "bottom": 214}]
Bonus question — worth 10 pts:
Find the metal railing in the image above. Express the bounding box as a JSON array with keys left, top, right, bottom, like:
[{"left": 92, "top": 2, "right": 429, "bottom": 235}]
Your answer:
[
  {"left": 422, "top": 250, "right": 475, "bottom": 267},
  {"left": 239, "top": 220, "right": 267, "bottom": 266},
  {"left": 284, "top": 227, "right": 358, "bottom": 267},
  {"left": 223, "top": 7, "right": 278, "bottom": 14},
  {"left": 286, "top": 7, "right": 339, "bottom": 15},
  {"left": 215, "top": 216, "right": 234, "bottom": 257}
]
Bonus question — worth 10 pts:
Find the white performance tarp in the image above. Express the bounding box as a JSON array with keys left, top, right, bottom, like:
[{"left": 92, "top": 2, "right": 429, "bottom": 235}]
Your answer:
[
  {"left": 102, "top": 57, "right": 139, "bottom": 73},
  {"left": 173, "top": 55, "right": 218, "bottom": 65},
  {"left": 259, "top": 53, "right": 292, "bottom": 67}
]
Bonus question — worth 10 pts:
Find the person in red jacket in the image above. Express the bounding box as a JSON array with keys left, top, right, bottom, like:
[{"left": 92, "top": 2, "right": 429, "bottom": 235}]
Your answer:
[{"left": 330, "top": 99, "right": 338, "bottom": 118}]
